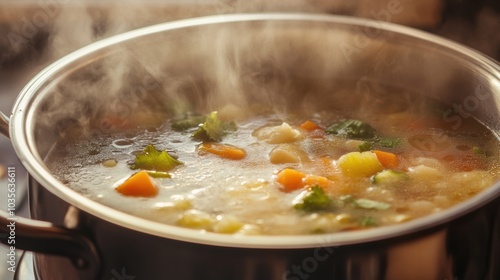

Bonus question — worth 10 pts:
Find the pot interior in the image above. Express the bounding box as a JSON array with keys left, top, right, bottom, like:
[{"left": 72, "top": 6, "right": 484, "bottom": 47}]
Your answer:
[{"left": 14, "top": 14, "right": 500, "bottom": 246}]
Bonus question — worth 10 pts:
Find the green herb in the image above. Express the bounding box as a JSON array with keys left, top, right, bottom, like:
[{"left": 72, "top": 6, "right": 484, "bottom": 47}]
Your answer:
[
  {"left": 325, "top": 119, "right": 376, "bottom": 140},
  {"left": 354, "top": 198, "right": 391, "bottom": 210},
  {"left": 171, "top": 115, "right": 206, "bottom": 131},
  {"left": 358, "top": 141, "right": 373, "bottom": 152},
  {"left": 130, "top": 145, "right": 183, "bottom": 172},
  {"left": 377, "top": 137, "right": 403, "bottom": 149},
  {"left": 359, "top": 216, "right": 378, "bottom": 227},
  {"left": 192, "top": 111, "right": 237, "bottom": 142},
  {"left": 294, "top": 186, "right": 333, "bottom": 212}
]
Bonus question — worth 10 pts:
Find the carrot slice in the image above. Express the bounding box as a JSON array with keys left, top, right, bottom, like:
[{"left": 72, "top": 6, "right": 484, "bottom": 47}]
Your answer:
[
  {"left": 199, "top": 143, "right": 246, "bottom": 160},
  {"left": 276, "top": 168, "right": 306, "bottom": 192},
  {"left": 304, "top": 175, "right": 332, "bottom": 189},
  {"left": 373, "top": 150, "right": 398, "bottom": 169},
  {"left": 115, "top": 170, "right": 158, "bottom": 197},
  {"left": 299, "top": 120, "right": 322, "bottom": 131}
]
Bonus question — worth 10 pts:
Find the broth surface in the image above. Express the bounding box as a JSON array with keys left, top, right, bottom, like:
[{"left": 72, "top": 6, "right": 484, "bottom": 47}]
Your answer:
[{"left": 46, "top": 89, "right": 500, "bottom": 235}]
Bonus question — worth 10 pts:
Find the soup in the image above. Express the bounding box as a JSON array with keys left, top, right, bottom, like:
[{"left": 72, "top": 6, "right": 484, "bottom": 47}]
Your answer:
[{"left": 45, "top": 88, "right": 500, "bottom": 235}]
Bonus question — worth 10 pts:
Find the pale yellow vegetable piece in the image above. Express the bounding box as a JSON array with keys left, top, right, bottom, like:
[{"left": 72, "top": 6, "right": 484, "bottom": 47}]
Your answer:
[
  {"left": 337, "top": 151, "right": 384, "bottom": 177},
  {"left": 254, "top": 122, "right": 301, "bottom": 144},
  {"left": 176, "top": 210, "right": 215, "bottom": 230},
  {"left": 212, "top": 215, "right": 244, "bottom": 234},
  {"left": 269, "top": 144, "right": 309, "bottom": 164}
]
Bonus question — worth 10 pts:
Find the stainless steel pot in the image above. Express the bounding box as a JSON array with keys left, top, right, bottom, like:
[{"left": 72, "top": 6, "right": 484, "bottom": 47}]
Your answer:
[{"left": 1, "top": 14, "right": 499, "bottom": 280}]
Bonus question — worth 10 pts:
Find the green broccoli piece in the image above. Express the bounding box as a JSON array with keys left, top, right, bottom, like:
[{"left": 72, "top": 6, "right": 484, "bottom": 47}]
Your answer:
[
  {"left": 171, "top": 115, "right": 206, "bottom": 131},
  {"left": 294, "top": 186, "right": 333, "bottom": 212},
  {"left": 325, "top": 119, "right": 376, "bottom": 140},
  {"left": 130, "top": 145, "right": 182, "bottom": 172},
  {"left": 192, "top": 111, "right": 237, "bottom": 142}
]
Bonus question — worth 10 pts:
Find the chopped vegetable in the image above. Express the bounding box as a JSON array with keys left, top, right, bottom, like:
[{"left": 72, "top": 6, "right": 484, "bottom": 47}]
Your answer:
[
  {"left": 276, "top": 168, "right": 306, "bottom": 192},
  {"left": 212, "top": 215, "right": 244, "bottom": 234},
  {"left": 354, "top": 198, "right": 391, "bottom": 210},
  {"left": 102, "top": 159, "right": 118, "bottom": 168},
  {"left": 294, "top": 186, "right": 333, "bottom": 212},
  {"left": 358, "top": 141, "right": 373, "bottom": 152},
  {"left": 372, "top": 150, "right": 398, "bottom": 169},
  {"left": 377, "top": 137, "right": 403, "bottom": 149},
  {"left": 300, "top": 120, "right": 322, "bottom": 131},
  {"left": 254, "top": 122, "right": 301, "bottom": 144},
  {"left": 359, "top": 216, "right": 378, "bottom": 227},
  {"left": 115, "top": 170, "right": 158, "bottom": 197},
  {"left": 130, "top": 144, "right": 183, "bottom": 172},
  {"left": 337, "top": 151, "right": 384, "bottom": 177},
  {"left": 269, "top": 144, "right": 309, "bottom": 164},
  {"left": 372, "top": 169, "right": 409, "bottom": 186},
  {"left": 325, "top": 119, "right": 376, "bottom": 140},
  {"left": 192, "top": 111, "right": 237, "bottom": 142},
  {"left": 304, "top": 175, "right": 332, "bottom": 189},
  {"left": 176, "top": 209, "right": 215, "bottom": 230},
  {"left": 171, "top": 115, "right": 206, "bottom": 131},
  {"left": 199, "top": 143, "right": 246, "bottom": 160}
]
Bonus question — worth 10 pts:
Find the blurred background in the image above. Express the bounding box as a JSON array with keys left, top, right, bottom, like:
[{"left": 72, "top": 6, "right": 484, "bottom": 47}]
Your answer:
[{"left": 0, "top": 0, "right": 498, "bottom": 278}]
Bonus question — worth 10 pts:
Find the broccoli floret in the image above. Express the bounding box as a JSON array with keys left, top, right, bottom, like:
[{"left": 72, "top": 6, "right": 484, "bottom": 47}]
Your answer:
[
  {"left": 326, "top": 119, "right": 376, "bottom": 140},
  {"left": 171, "top": 115, "right": 206, "bottom": 131},
  {"left": 294, "top": 186, "right": 333, "bottom": 212},
  {"left": 130, "top": 145, "right": 182, "bottom": 172},
  {"left": 192, "top": 111, "right": 237, "bottom": 142}
]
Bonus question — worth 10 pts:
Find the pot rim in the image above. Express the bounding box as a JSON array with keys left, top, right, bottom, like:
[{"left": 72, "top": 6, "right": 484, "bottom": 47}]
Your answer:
[{"left": 10, "top": 13, "right": 500, "bottom": 249}]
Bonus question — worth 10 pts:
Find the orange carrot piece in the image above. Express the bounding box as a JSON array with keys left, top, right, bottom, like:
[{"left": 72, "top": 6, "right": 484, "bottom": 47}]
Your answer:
[
  {"left": 373, "top": 150, "right": 398, "bottom": 169},
  {"left": 199, "top": 143, "right": 247, "bottom": 160},
  {"left": 276, "top": 168, "right": 306, "bottom": 192},
  {"left": 300, "top": 120, "right": 322, "bottom": 131},
  {"left": 115, "top": 170, "right": 158, "bottom": 197},
  {"left": 304, "top": 175, "right": 332, "bottom": 189}
]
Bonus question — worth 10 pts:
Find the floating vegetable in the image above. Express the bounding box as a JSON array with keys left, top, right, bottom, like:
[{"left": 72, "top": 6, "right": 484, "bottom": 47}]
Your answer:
[
  {"left": 115, "top": 170, "right": 158, "bottom": 197},
  {"left": 199, "top": 143, "right": 246, "bottom": 160},
  {"left": 294, "top": 186, "right": 333, "bottom": 212},
  {"left": 192, "top": 111, "right": 237, "bottom": 142},
  {"left": 326, "top": 119, "right": 376, "bottom": 140},
  {"left": 276, "top": 168, "right": 306, "bottom": 192},
  {"left": 372, "top": 150, "right": 399, "bottom": 169},
  {"left": 372, "top": 169, "right": 409, "bottom": 186},
  {"left": 171, "top": 115, "right": 206, "bottom": 131},
  {"left": 337, "top": 151, "right": 384, "bottom": 177},
  {"left": 354, "top": 198, "right": 391, "bottom": 210},
  {"left": 129, "top": 144, "right": 183, "bottom": 172}
]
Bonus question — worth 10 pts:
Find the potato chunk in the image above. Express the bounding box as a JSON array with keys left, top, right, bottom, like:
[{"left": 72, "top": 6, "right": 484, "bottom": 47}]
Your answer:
[
  {"left": 337, "top": 151, "right": 384, "bottom": 177},
  {"left": 254, "top": 122, "right": 301, "bottom": 144},
  {"left": 269, "top": 144, "right": 309, "bottom": 164}
]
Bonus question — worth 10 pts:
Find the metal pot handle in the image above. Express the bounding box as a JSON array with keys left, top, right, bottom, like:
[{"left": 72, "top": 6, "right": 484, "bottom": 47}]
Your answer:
[
  {"left": 0, "top": 111, "right": 100, "bottom": 276},
  {"left": 0, "top": 212, "right": 100, "bottom": 271}
]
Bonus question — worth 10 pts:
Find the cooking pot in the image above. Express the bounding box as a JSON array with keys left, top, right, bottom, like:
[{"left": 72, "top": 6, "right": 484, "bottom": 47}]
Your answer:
[{"left": 1, "top": 14, "right": 499, "bottom": 280}]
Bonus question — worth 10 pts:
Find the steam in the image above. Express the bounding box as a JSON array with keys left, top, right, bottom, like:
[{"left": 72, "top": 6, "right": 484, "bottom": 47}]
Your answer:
[{"left": 32, "top": 0, "right": 463, "bottom": 144}]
